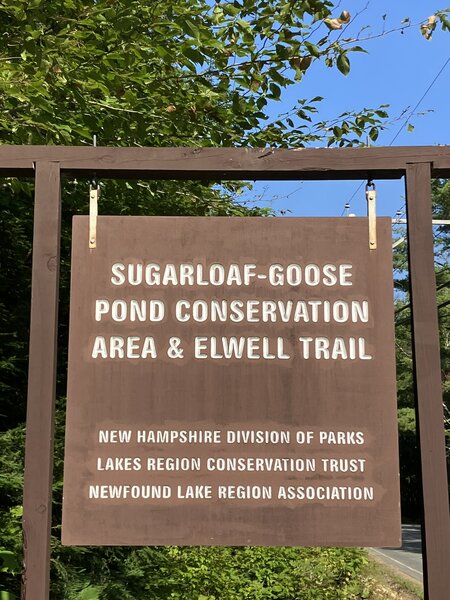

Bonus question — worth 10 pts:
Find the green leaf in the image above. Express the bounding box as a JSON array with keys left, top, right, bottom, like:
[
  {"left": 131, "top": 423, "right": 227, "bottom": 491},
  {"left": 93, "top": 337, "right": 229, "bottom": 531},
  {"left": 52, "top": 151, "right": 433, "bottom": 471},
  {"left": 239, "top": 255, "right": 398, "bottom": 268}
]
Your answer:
[
  {"left": 348, "top": 45, "right": 367, "bottom": 53},
  {"left": 407, "top": 123, "right": 415, "bottom": 133},
  {"left": 337, "top": 52, "right": 350, "bottom": 75},
  {"left": 304, "top": 42, "right": 321, "bottom": 58},
  {"left": 269, "top": 82, "right": 281, "bottom": 99},
  {"left": 0, "top": 550, "right": 20, "bottom": 574},
  {"left": 182, "top": 46, "right": 205, "bottom": 66},
  {"left": 222, "top": 4, "right": 240, "bottom": 17},
  {"left": 78, "top": 586, "right": 101, "bottom": 600},
  {"left": 369, "top": 126, "right": 379, "bottom": 141},
  {"left": 237, "top": 19, "right": 251, "bottom": 30},
  {"left": 293, "top": 67, "right": 303, "bottom": 81},
  {"left": 212, "top": 6, "right": 224, "bottom": 24},
  {"left": 182, "top": 20, "right": 200, "bottom": 39},
  {"left": 232, "top": 92, "right": 241, "bottom": 114},
  {"left": 275, "top": 44, "right": 290, "bottom": 60}
]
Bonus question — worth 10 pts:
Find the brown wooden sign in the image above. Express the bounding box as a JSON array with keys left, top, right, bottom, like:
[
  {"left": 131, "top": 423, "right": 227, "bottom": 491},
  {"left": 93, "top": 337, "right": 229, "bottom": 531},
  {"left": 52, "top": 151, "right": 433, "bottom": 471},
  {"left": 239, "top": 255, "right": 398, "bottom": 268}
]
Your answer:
[{"left": 62, "top": 216, "right": 401, "bottom": 546}]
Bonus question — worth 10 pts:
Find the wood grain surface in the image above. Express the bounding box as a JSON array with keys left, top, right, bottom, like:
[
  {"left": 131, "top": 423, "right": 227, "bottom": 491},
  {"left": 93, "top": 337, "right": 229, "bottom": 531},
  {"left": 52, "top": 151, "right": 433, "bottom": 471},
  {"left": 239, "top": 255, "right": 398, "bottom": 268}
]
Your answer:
[{"left": 62, "top": 217, "right": 401, "bottom": 547}]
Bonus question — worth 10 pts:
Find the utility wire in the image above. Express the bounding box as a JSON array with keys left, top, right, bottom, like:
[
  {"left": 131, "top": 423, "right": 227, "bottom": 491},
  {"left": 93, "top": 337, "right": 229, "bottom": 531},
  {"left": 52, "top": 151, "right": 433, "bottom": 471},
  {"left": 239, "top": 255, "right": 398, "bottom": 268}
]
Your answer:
[
  {"left": 342, "top": 53, "right": 450, "bottom": 216},
  {"left": 386, "top": 53, "right": 449, "bottom": 146},
  {"left": 388, "top": 54, "right": 450, "bottom": 218},
  {"left": 389, "top": 55, "right": 450, "bottom": 146}
]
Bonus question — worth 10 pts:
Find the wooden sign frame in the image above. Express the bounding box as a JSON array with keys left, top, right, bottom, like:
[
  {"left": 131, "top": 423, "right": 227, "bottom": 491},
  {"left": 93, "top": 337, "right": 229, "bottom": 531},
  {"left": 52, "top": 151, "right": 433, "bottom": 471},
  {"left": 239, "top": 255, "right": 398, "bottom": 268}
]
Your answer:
[{"left": 0, "top": 146, "right": 448, "bottom": 599}]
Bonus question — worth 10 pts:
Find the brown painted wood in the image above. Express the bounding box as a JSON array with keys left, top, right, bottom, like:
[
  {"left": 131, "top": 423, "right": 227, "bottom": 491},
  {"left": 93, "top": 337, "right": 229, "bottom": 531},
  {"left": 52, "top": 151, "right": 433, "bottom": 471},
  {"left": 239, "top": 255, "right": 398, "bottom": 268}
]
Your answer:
[
  {"left": 62, "top": 216, "right": 400, "bottom": 547},
  {"left": 0, "top": 145, "right": 450, "bottom": 179},
  {"left": 405, "top": 162, "right": 450, "bottom": 600},
  {"left": 22, "top": 162, "right": 61, "bottom": 600}
]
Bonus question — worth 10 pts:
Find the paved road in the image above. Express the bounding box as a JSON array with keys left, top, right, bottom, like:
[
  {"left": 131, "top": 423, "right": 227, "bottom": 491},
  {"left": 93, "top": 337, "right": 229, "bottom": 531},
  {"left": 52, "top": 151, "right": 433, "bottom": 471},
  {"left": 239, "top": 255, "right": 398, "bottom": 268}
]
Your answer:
[{"left": 369, "top": 524, "right": 423, "bottom": 583}]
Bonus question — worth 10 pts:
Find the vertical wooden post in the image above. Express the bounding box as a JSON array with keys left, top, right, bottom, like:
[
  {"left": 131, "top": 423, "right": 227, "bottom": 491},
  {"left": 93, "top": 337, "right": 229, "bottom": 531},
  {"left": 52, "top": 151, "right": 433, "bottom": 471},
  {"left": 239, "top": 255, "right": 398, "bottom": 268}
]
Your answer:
[
  {"left": 22, "top": 162, "right": 61, "bottom": 600},
  {"left": 405, "top": 162, "right": 450, "bottom": 600}
]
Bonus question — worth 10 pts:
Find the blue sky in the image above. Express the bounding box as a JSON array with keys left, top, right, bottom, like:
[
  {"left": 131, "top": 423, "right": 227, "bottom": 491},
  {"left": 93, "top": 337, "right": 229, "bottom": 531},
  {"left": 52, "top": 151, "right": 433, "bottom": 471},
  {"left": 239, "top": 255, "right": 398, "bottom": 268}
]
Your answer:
[{"left": 243, "top": 1, "right": 450, "bottom": 219}]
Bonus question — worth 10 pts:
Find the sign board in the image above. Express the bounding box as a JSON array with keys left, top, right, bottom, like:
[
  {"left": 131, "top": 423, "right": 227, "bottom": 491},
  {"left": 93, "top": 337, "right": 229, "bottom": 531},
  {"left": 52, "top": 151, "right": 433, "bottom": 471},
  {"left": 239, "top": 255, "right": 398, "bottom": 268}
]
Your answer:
[{"left": 62, "top": 216, "right": 401, "bottom": 546}]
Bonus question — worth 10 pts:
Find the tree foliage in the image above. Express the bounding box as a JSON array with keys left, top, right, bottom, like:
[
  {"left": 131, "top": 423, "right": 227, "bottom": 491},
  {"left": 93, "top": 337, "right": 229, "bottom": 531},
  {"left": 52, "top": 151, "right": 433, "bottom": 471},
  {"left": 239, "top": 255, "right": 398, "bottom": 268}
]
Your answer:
[
  {"left": 0, "top": 0, "right": 357, "bottom": 146},
  {"left": 3, "top": 0, "right": 447, "bottom": 148}
]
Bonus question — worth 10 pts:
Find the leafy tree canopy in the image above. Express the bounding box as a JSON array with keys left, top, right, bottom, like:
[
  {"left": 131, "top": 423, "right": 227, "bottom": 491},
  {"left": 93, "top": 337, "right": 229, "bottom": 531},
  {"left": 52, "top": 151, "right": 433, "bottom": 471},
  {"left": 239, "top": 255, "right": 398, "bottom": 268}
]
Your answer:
[{"left": 1, "top": 0, "right": 448, "bottom": 147}]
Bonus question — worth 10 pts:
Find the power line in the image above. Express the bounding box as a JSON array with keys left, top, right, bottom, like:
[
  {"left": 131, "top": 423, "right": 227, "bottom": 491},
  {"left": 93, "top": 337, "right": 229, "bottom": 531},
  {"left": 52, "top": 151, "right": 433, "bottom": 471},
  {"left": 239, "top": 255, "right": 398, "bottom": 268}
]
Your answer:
[
  {"left": 342, "top": 53, "right": 450, "bottom": 216},
  {"left": 389, "top": 55, "right": 450, "bottom": 146},
  {"left": 386, "top": 54, "right": 450, "bottom": 219}
]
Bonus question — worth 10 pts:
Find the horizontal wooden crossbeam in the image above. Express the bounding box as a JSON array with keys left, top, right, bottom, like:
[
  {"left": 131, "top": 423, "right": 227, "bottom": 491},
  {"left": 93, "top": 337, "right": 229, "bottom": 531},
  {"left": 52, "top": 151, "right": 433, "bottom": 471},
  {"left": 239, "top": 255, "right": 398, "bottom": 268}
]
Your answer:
[{"left": 1, "top": 145, "right": 450, "bottom": 179}]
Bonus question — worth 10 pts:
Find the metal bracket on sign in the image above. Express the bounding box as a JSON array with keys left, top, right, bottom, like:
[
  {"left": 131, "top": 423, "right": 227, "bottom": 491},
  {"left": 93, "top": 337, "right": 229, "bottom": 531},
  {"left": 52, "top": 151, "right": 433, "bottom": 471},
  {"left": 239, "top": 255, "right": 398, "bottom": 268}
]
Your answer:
[
  {"left": 365, "top": 180, "right": 377, "bottom": 250},
  {"left": 89, "top": 180, "right": 100, "bottom": 249}
]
